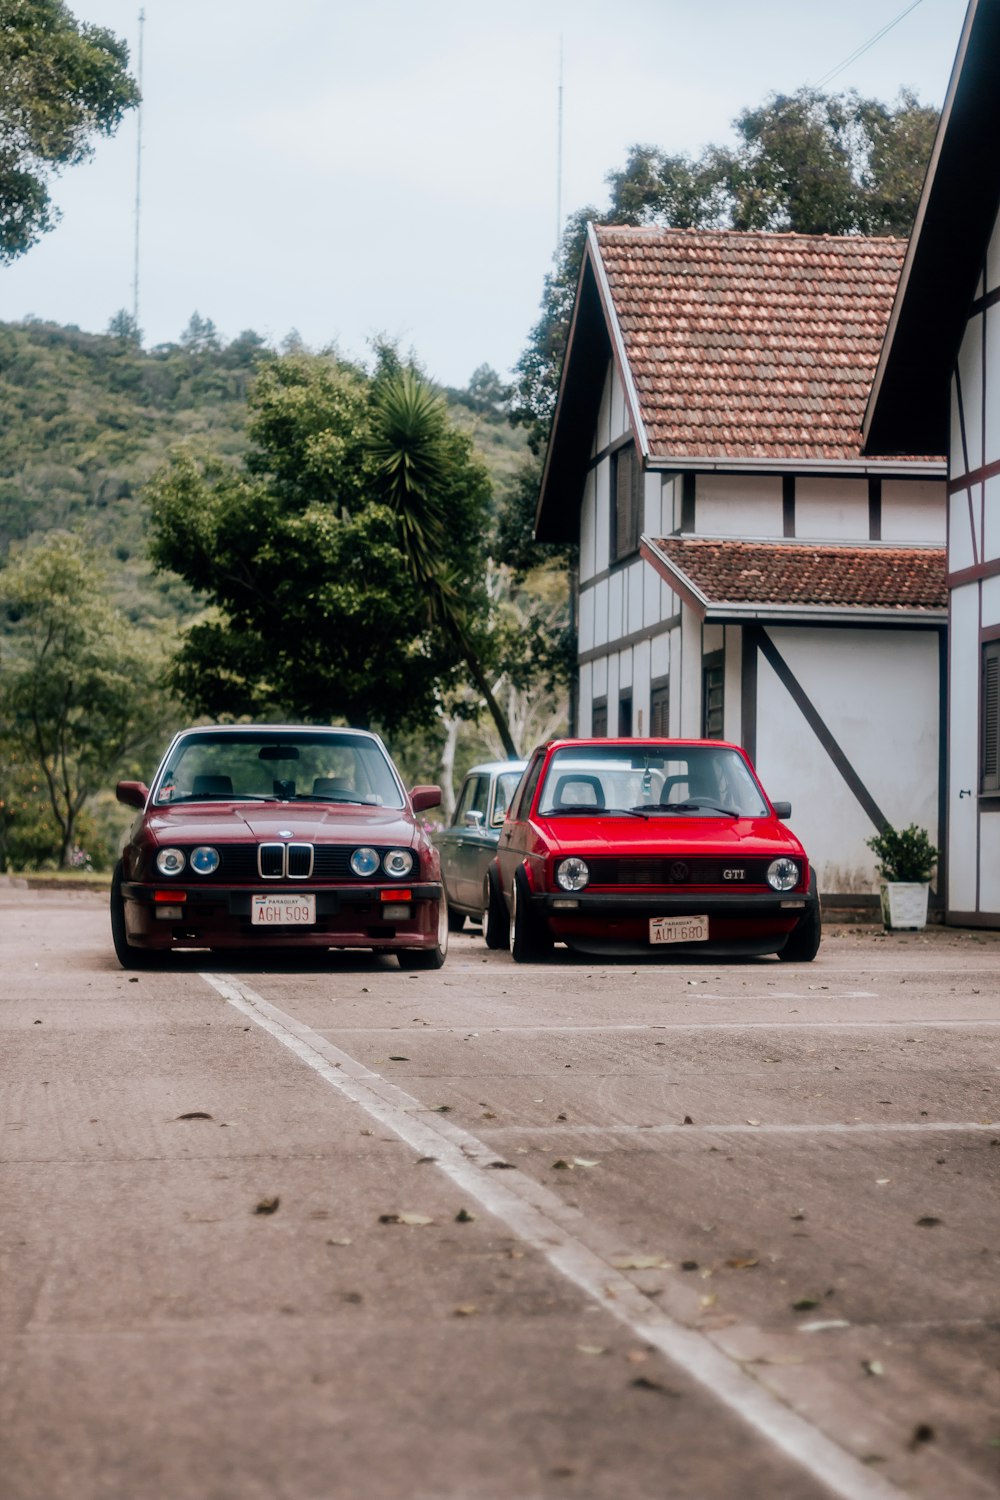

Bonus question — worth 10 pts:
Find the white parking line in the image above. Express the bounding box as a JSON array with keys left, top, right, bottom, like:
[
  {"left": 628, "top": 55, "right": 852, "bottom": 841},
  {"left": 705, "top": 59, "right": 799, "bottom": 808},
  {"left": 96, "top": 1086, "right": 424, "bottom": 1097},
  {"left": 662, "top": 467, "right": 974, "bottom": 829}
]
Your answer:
[
  {"left": 489, "top": 1121, "right": 998, "bottom": 1136},
  {"left": 202, "top": 970, "right": 907, "bottom": 1500}
]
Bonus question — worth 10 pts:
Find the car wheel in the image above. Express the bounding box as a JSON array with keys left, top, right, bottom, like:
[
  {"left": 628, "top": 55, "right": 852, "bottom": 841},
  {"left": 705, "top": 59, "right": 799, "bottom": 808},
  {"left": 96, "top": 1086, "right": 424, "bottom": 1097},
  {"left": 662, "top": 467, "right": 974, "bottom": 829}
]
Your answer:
[
  {"left": 397, "top": 896, "right": 449, "bottom": 970},
  {"left": 446, "top": 902, "right": 466, "bottom": 933},
  {"left": 482, "top": 866, "right": 508, "bottom": 950},
  {"left": 778, "top": 873, "right": 822, "bottom": 963},
  {"left": 509, "top": 867, "right": 552, "bottom": 963},
  {"left": 110, "top": 861, "right": 159, "bottom": 969}
]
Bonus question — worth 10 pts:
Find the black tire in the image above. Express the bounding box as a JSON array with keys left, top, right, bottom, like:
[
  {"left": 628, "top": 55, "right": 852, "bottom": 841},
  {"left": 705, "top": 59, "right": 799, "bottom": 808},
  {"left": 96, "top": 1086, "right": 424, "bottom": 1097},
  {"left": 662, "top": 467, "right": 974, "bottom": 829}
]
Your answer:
[
  {"left": 397, "top": 896, "right": 449, "bottom": 970},
  {"left": 508, "top": 868, "right": 552, "bottom": 963},
  {"left": 778, "top": 873, "right": 822, "bottom": 963},
  {"left": 482, "top": 866, "right": 508, "bottom": 950},
  {"left": 110, "top": 861, "right": 159, "bottom": 969},
  {"left": 446, "top": 902, "right": 466, "bottom": 933}
]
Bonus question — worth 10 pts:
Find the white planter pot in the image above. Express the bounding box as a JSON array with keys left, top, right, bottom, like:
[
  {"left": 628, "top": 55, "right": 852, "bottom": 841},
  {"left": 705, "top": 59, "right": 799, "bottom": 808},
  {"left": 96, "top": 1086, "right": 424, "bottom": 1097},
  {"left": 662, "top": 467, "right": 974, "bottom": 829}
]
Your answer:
[{"left": 880, "top": 881, "right": 929, "bottom": 931}]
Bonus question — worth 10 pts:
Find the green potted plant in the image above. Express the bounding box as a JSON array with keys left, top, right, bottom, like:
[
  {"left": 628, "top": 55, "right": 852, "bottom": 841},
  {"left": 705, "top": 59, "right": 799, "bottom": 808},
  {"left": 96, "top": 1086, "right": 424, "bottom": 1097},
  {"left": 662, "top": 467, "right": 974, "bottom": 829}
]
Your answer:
[{"left": 864, "top": 823, "right": 939, "bottom": 930}]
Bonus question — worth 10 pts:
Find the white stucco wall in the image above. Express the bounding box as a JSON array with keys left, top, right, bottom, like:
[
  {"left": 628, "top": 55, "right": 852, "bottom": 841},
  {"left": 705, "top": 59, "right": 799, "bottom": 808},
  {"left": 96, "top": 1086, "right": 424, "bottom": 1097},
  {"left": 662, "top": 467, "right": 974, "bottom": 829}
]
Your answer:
[
  {"left": 794, "top": 478, "right": 869, "bottom": 539},
  {"left": 695, "top": 475, "right": 783, "bottom": 536},
  {"left": 947, "top": 584, "right": 980, "bottom": 914},
  {"left": 753, "top": 626, "right": 941, "bottom": 895},
  {"left": 880, "top": 480, "right": 946, "bottom": 543}
]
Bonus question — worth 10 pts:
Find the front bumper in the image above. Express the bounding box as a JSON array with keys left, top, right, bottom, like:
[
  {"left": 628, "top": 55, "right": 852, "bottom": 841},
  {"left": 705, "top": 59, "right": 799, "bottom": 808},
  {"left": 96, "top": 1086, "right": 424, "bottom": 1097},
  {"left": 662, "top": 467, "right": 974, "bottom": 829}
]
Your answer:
[
  {"left": 531, "top": 888, "right": 815, "bottom": 956},
  {"left": 121, "top": 881, "right": 443, "bottom": 950}
]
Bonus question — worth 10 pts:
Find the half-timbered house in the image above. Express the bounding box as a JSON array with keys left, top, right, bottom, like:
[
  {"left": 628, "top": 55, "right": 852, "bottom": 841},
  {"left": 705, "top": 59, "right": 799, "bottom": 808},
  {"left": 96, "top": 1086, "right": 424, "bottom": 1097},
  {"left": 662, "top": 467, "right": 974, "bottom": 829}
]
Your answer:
[
  {"left": 536, "top": 226, "right": 948, "bottom": 901},
  {"left": 865, "top": 0, "right": 1000, "bottom": 925}
]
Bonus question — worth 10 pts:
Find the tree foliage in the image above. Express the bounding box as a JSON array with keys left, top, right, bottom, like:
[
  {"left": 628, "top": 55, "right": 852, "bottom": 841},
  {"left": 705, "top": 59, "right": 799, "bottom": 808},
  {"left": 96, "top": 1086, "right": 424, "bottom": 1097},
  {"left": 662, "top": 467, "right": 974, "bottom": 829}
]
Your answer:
[
  {"left": 146, "top": 351, "right": 512, "bottom": 742},
  {"left": 0, "top": 0, "right": 139, "bottom": 261},
  {"left": 511, "top": 87, "right": 939, "bottom": 448},
  {"left": 0, "top": 532, "right": 173, "bottom": 865}
]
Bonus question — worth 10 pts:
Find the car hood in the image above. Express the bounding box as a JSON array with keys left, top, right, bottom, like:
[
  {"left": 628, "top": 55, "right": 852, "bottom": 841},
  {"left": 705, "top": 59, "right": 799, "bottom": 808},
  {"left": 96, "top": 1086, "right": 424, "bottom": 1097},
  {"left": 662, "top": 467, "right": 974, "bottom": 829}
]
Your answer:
[
  {"left": 534, "top": 814, "right": 804, "bottom": 858},
  {"left": 146, "top": 803, "right": 419, "bottom": 846}
]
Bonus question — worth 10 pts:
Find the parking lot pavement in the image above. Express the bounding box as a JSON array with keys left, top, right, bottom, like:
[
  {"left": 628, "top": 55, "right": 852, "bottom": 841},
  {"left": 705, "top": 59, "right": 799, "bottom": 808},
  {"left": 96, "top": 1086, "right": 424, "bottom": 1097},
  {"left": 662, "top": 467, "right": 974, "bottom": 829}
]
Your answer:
[{"left": 2, "top": 886, "right": 999, "bottom": 1500}]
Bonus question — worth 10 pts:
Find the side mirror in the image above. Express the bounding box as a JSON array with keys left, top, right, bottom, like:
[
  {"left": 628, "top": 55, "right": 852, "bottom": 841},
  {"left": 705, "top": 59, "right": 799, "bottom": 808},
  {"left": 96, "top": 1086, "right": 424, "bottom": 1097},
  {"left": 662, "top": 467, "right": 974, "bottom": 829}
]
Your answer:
[
  {"left": 772, "top": 800, "right": 792, "bottom": 820},
  {"left": 464, "top": 809, "right": 485, "bottom": 829},
  {"left": 116, "top": 781, "right": 149, "bottom": 810},
  {"left": 410, "top": 785, "right": 442, "bottom": 813}
]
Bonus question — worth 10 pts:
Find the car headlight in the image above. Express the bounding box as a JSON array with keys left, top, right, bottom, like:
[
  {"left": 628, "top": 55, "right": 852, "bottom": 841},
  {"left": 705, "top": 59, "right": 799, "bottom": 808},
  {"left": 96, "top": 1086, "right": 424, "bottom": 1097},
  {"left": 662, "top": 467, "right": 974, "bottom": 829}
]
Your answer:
[
  {"left": 556, "top": 856, "right": 590, "bottom": 892},
  {"left": 350, "top": 847, "right": 380, "bottom": 877},
  {"left": 767, "top": 857, "right": 800, "bottom": 892},
  {"left": 155, "top": 847, "right": 186, "bottom": 876},
  {"left": 189, "top": 846, "right": 220, "bottom": 875},
  {"left": 383, "top": 848, "right": 414, "bottom": 877}
]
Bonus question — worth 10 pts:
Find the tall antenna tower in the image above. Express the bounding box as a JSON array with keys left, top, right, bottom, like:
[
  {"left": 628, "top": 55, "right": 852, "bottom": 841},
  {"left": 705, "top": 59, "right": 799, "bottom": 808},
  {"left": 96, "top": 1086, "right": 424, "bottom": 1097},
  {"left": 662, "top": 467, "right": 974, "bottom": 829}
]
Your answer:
[
  {"left": 555, "top": 34, "right": 564, "bottom": 258},
  {"left": 132, "top": 8, "right": 145, "bottom": 333}
]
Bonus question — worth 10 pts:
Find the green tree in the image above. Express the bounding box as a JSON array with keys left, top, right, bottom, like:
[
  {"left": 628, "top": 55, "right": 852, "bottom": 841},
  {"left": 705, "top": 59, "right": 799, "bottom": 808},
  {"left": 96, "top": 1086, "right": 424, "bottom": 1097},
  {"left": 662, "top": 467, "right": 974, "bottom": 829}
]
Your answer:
[
  {"left": 147, "top": 351, "right": 511, "bottom": 744},
  {"left": 368, "top": 368, "right": 516, "bottom": 755},
  {"left": 0, "top": 0, "right": 139, "bottom": 261},
  {"left": 107, "top": 307, "right": 142, "bottom": 345},
  {"left": 512, "top": 87, "right": 938, "bottom": 444},
  {"left": 0, "top": 532, "right": 173, "bottom": 866}
]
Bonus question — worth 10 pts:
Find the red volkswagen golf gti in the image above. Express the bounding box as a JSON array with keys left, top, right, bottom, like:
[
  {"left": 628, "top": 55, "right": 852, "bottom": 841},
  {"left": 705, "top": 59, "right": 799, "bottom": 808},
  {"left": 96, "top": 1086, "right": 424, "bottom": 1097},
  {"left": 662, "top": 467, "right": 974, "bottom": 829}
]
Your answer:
[
  {"left": 111, "top": 724, "right": 446, "bottom": 969},
  {"left": 482, "top": 738, "right": 820, "bottom": 962}
]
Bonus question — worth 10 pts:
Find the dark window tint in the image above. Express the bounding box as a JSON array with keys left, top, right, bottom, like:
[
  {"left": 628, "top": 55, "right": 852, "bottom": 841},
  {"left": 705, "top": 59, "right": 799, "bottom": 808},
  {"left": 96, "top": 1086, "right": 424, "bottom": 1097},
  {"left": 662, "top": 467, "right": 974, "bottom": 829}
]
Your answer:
[
  {"left": 512, "top": 755, "right": 544, "bottom": 821},
  {"left": 618, "top": 693, "right": 632, "bottom": 737},
  {"left": 592, "top": 698, "right": 608, "bottom": 737}
]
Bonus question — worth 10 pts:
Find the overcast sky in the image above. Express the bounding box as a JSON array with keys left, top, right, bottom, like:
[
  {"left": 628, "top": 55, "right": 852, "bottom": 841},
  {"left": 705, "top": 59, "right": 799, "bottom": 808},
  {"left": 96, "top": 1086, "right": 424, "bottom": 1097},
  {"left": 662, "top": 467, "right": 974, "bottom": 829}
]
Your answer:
[{"left": 1, "top": 0, "right": 970, "bottom": 386}]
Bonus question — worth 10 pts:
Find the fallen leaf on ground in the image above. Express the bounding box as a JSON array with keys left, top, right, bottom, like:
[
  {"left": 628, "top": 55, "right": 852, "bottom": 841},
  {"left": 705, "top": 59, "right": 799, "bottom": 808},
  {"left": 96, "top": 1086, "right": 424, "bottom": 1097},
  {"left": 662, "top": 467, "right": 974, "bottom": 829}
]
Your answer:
[
  {"left": 626, "top": 1349, "right": 650, "bottom": 1364},
  {"left": 699, "top": 1294, "right": 717, "bottom": 1309},
  {"left": 746, "top": 1119, "right": 762, "bottom": 1126},
  {"left": 611, "top": 1254, "right": 672, "bottom": 1270},
  {"left": 797, "top": 1319, "right": 851, "bottom": 1333},
  {"left": 908, "top": 1423, "right": 935, "bottom": 1449},
  {"left": 176, "top": 1111, "right": 214, "bottom": 1121},
  {"left": 573, "top": 1158, "right": 600, "bottom": 1168},
  {"left": 379, "top": 1212, "right": 433, "bottom": 1226},
  {"left": 683, "top": 1115, "right": 694, "bottom": 1125},
  {"left": 455, "top": 1208, "right": 476, "bottom": 1223},
  {"left": 916, "top": 1216, "right": 943, "bottom": 1227},
  {"left": 453, "top": 1303, "right": 478, "bottom": 1317},
  {"left": 254, "top": 1197, "right": 280, "bottom": 1215},
  {"left": 389, "top": 1055, "right": 409, "bottom": 1062},
  {"left": 630, "top": 1376, "right": 680, "bottom": 1395},
  {"left": 576, "top": 1344, "right": 607, "bottom": 1356},
  {"left": 326, "top": 1237, "right": 352, "bottom": 1246},
  {"left": 551, "top": 1158, "right": 571, "bottom": 1170},
  {"left": 725, "top": 1256, "right": 759, "bottom": 1270},
  {"left": 792, "top": 1298, "right": 820, "bottom": 1311},
  {"left": 487, "top": 1160, "right": 515, "bottom": 1169},
  {"left": 862, "top": 1359, "right": 885, "bottom": 1377}
]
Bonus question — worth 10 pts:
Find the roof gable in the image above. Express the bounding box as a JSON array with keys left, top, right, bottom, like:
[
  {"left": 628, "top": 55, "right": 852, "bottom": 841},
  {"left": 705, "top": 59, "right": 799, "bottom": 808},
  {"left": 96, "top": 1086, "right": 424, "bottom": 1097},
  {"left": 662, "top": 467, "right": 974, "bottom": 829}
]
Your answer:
[
  {"left": 865, "top": 0, "right": 1000, "bottom": 454},
  {"left": 595, "top": 226, "right": 907, "bottom": 463}
]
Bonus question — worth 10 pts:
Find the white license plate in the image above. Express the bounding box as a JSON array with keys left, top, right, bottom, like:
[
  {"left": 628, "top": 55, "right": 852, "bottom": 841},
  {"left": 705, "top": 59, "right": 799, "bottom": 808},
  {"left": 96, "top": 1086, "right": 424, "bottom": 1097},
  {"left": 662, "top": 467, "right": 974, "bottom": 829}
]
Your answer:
[
  {"left": 649, "top": 915, "right": 709, "bottom": 945},
  {"left": 251, "top": 893, "right": 316, "bottom": 926}
]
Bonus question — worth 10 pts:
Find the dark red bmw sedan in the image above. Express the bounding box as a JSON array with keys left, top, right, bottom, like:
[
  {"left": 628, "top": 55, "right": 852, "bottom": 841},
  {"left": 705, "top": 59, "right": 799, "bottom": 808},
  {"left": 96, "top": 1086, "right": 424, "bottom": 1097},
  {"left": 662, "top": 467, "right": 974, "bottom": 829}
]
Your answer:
[
  {"left": 482, "top": 738, "right": 820, "bottom": 962},
  {"left": 111, "top": 725, "right": 446, "bottom": 969}
]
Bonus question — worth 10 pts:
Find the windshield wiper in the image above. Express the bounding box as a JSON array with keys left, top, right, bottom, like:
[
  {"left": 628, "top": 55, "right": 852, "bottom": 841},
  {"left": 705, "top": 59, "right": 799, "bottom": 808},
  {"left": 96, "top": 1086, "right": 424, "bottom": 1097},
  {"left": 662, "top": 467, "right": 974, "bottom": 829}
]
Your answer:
[
  {"left": 164, "top": 792, "right": 279, "bottom": 803},
  {"left": 547, "top": 804, "right": 645, "bottom": 818},
  {"left": 654, "top": 800, "right": 739, "bottom": 818}
]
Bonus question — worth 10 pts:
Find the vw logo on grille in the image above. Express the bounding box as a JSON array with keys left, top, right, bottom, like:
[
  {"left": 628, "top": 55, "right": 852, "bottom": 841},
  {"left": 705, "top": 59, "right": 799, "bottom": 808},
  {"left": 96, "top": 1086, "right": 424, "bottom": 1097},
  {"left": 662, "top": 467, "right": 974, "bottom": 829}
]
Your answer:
[{"left": 669, "top": 861, "right": 689, "bottom": 882}]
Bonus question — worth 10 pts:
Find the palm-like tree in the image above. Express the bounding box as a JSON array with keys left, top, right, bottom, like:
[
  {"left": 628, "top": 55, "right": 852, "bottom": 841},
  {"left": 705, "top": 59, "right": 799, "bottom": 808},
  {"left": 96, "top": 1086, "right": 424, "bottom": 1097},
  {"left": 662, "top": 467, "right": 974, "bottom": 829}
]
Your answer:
[{"left": 368, "top": 371, "right": 518, "bottom": 757}]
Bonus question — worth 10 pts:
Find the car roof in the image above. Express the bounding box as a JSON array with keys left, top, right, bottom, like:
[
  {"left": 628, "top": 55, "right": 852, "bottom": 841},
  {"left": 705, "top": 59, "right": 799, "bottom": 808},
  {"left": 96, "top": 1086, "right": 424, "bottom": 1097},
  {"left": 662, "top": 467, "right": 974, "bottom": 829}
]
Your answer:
[
  {"left": 535, "top": 738, "right": 745, "bottom": 755},
  {"left": 463, "top": 759, "right": 528, "bottom": 777},
  {"left": 171, "top": 724, "right": 383, "bottom": 740}
]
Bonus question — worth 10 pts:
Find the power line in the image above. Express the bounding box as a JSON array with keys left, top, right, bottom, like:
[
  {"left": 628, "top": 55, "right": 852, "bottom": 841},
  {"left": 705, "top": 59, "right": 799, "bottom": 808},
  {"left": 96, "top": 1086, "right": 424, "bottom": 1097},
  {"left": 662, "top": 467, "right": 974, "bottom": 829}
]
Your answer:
[{"left": 812, "top": 0, "right": 925, "bottom": 90}]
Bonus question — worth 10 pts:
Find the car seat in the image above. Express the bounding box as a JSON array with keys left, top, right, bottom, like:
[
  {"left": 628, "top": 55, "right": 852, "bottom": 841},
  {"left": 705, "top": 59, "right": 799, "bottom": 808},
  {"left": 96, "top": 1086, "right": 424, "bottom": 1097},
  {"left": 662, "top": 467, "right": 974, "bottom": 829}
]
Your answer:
[
  {"left": 191, "top": 774, "right": 233, "bottom": 797},
  {"left": 552, "top": 774, "right": 605, "bottom": 809}
]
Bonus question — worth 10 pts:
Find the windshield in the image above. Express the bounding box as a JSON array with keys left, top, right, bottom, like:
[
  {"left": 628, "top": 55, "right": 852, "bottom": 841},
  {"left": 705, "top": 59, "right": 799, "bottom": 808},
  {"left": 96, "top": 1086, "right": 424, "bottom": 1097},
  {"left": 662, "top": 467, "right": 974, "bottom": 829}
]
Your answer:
[
  {"left": 536, "top": 744, "right": 770, "bottom": 819},
  {"left": 153, "top": 730, "right": 405, "bottom": 809}
]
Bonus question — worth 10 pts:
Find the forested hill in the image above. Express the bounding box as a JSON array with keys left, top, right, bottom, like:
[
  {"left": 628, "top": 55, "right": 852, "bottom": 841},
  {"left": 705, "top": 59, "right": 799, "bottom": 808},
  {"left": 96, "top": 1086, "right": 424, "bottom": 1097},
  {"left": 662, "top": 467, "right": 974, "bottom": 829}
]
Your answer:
[{"left": 0, "top": 319, "right": 525, "bottom": 620}]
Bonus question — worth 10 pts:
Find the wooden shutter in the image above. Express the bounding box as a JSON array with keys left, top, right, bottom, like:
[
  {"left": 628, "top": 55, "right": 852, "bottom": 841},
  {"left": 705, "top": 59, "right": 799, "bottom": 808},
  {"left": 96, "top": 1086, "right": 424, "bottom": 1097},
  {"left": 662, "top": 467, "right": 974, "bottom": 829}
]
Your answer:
[
  {"left": 650, "top": 683, "right": 670, "bottom": 737},
  {"left": 702, "top": 652, "right": 724, "bottom": 739},
  {"left": 983, "top": 643, "right": 1000, "bottom": 792}
]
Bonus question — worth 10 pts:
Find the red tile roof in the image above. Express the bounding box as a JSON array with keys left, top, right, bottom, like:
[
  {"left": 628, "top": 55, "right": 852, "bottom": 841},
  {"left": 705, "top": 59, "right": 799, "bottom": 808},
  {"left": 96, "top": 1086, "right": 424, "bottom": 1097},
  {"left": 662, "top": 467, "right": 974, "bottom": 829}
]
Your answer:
[
  {"left": 644, "top": 536, "right": 947, "bottom": 615},
  {"left": 594, "top": 226, "right": 934, "bottom": 463}
]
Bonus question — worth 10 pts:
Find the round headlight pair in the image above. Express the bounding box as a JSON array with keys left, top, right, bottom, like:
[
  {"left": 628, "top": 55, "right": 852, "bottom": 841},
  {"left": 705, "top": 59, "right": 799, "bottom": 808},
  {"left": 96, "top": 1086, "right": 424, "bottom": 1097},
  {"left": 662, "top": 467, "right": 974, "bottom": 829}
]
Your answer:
[
  {"left": 767, "top": 857, "right": 800, "bottom": 892},
  {"left": 155, "top": 846, "right": 220, "bottom": 877},
  {"left": 556, "top": 857, "right": 589, "bottom": 892},
  {"left": 350, "top": 847, "right": 414, "bottom": 878}
]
